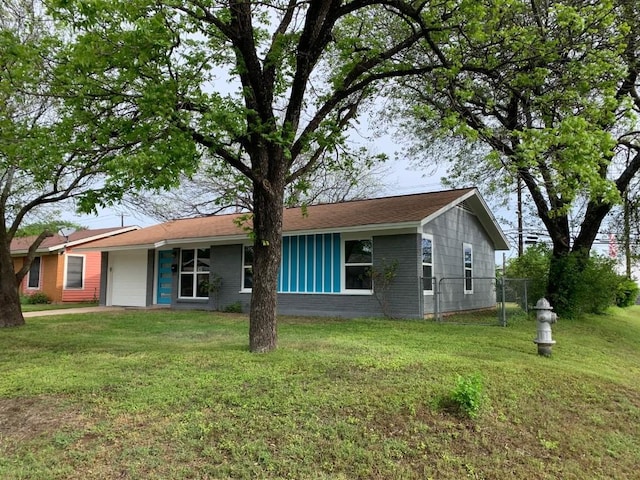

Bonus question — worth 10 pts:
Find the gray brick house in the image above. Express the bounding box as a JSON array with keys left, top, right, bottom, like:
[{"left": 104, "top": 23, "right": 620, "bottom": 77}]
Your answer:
[{"left": 80, "top": 188, "right": 509, "bottom": 318}]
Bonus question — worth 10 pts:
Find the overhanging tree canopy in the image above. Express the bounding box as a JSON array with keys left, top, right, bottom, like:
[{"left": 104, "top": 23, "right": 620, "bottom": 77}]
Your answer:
[
  {"left": 48, "top": 0, "right": 450, "bottom": 351},
  {"left": 0, "top": 0, "right": 198, "bottom": 327},
  {"left": 391, "top": 0, "right": 640, "bottom": 315}
]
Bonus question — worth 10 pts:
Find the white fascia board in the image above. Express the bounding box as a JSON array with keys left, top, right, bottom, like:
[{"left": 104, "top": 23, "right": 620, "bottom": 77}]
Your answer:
[
  {"left": 157, "top": 234, "right": 251, "bottom": 248},
  {"left": 74, "top": 243, "right": 157, "bottom": 252},
  {"left": 64, "top": 226, "right": 141, "bottom": 249},
  {"left": 283, "top": 222, "right": 421, "bottom": 237}
]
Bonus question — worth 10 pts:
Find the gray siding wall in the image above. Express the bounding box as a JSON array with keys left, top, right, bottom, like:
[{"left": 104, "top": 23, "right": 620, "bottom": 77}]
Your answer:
[
  {"left": 99, "top": 252, "right": 108, "bottom": 306},
  {"left": 424, "top": 205, "right": 496, "bottom": 314},
  {"left": 145, "top": 249, "right": 155, "bottom": 307},
  {"left": 210, "top": 244, "right": 250, "bottom": 312},
  {"left": 172, "top": 234, "right": 424, "bottom": 319},
  {"left": 277, "top": 234, "right": 422, "bottom": 319}
]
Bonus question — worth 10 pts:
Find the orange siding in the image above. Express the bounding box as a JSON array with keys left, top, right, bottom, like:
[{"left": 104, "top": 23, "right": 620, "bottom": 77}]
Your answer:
[
  {"left": 14, "top": 250, "right": 103, "bottom": 304},
  {"left": 61, "top": 250, "right": 102, "bottom": 302},
  {"left": 43, "top": 255, "right": 63, "bottom": 302},
  {"left": 16, "top": 254, "right": 63, "bottom": 302}
]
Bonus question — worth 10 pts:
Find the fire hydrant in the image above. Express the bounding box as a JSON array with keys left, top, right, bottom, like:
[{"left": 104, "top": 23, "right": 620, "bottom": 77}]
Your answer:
[{"left": 533, "top": 298, "right": 557, "bottom": 357}]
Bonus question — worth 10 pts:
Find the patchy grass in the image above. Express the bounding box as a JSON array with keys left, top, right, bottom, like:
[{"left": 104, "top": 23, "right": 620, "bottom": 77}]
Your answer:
[{"left": 1, "top": 307, "right": 639, "bottom": 479}]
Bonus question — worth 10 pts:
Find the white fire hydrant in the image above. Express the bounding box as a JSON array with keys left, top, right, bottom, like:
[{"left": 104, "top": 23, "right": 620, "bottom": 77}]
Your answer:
[{"left": 533, "top": 297, "right": 557, "bottom": 357}]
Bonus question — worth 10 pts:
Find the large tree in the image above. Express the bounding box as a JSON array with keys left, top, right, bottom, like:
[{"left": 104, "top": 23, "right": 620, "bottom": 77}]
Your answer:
[
  {"left": 48, "top": 0, "right": 445, "bottom": 351},
  {"left": 392, "top": 0, "right": 640, "bottom": 315},
  {"left": 0, "top": 0, "right": 197, "bottom": 327}
]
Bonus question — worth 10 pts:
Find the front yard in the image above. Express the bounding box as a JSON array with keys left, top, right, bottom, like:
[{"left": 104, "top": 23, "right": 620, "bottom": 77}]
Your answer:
[{"left": 1, "top": 307, "right": 639, "bottom": 479}]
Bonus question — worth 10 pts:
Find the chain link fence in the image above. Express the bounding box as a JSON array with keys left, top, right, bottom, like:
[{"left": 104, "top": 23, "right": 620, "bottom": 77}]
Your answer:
[{"left": 428, "top": 277, "right": 531, "bottom": 326}]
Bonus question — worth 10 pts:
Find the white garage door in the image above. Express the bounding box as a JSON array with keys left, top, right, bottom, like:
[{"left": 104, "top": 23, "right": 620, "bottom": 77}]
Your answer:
[{"left": 107, "top": 250, "right": 148, "bottom": 307}]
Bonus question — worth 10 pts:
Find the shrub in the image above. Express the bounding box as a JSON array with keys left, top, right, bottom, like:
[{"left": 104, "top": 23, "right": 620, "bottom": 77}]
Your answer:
[
  {"left": 505, "top": 245, "right": 635, "bottom": 316},
  {"left": 449, "top": 373, "right": 485, "bottom": 419},
  {"left": 615, "top": 278, "right": 640, "bottom": 308},
  {"left": 504, "top": 244, "right": 549, "bottom": 308},
  {"left": 571, "top": 255, "right": 621, "bottom": 315},
  {"left": 223, "top": 301, "right": 243, "bottom": 313},
  {"left": 23, "top": 292, "right": 51, "bottom": 305}
]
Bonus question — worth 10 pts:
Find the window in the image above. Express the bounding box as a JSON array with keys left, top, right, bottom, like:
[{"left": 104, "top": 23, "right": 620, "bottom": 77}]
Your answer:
[
  {"left": 27, "top": 257, "right": 41, "bottom": 289},
  {"left": 65, "top": 255, "right": 85, "bottom": 289},
  {"left": 463, "top": 243, "right": 473, "bottom": 293},
  {"left": 179, "top": 248, "right": 210, "bottom": 298},
  {"left": 422, "top": 235, "right": 433, "bottom": 293},
  {"left": 344, "top": 239, "right": 372, "bottom": 290},
  {"left": 243, "top": 246, "right": 253, "bottom": 290}
]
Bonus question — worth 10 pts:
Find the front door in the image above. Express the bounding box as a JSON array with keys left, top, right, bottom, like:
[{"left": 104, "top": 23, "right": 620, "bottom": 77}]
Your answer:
[{"left": 157, "top": 250, "right": 173, "bottom": 305}]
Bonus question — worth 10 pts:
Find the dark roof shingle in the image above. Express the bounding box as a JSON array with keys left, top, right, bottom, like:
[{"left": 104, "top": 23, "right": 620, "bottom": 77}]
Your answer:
[{"left": 77, "top": 188, "right": 489, "bottom": 250}]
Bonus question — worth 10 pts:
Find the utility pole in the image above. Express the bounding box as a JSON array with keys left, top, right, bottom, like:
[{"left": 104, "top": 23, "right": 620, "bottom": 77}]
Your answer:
[{"left": 517, "top": 176, "right": 524, "bottom": 257}]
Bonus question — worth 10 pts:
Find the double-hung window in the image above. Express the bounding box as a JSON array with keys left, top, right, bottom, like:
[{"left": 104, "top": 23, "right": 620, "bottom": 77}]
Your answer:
[
  {"left": 242, "top": 246, "right": 253, "bottom": 290},
  {"left": 27, "top": 257, "right": 42, "bottom": 289},
  {"left": 344, "top": 239, "right": 372, "bottom": 291},
  {"left": 422, "top": 235, "right": 434, "bottom": 293},
  {"left": 179, "top": 248, "right": 210, "bottom": 298},
  {"left": 463, "top": 243, "right": 473, "bottom": 293},
  {"left": 65, "top": 255, "right": 84, "bottom": 289}
]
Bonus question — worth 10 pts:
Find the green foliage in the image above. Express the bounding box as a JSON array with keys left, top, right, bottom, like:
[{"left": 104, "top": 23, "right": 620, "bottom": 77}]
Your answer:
[
  {"left": 571, "top": 256, "right": 624, "bottom": 315},
  {"left": 15, "top": 220, "right": 85, "bottom": 238},
  {"left": 505, "top": 245, "right": 635, "bottom": 316},
  {"left": 223, "top": 301, "right": 243, "bottom": 314},
  {"left": 368, "top": 258, "right": 399, "bottom": 318},
  {"left": 615, "top": 278, "right": 639, "bottom": 308},
  {"left": 448, "top": 374, "right": 486, "bottom": 419},
  {"left": 504, "top": 244, "right": 550, "bottom": 307},
  {"left": 21, "top": 292, "right": 51, "bottom": 305}
]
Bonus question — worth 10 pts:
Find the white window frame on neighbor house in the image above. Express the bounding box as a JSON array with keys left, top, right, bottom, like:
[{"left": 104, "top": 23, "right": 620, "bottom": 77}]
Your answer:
[
  {"left": 27, "top": 256, "right": 42, "bottom": 289},
  {"left": 179, "top": 248, "right": 211, "bottom": 299},
  {"left": 343, "top": 237, "right": 373, "bottom": 294},
  {"left": 422, "top": 234, "right": 434, "bottom": 295},
  {"left": 64, "top": 254, "right": 85, "bottom": 289},
  {"left": 463, "top": 243, "right": 473, "bottom": 294},
  {"left": 241, "top": 245, "right": 253, "bottom": 292}
]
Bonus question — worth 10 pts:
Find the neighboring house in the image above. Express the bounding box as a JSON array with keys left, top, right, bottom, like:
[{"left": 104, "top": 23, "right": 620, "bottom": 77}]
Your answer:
[
  {"left": 79, "top": 188, "right": 509, "bottom": 318},
  {"left": 11, "top": 227, "right": 139, "bottom": 303}
]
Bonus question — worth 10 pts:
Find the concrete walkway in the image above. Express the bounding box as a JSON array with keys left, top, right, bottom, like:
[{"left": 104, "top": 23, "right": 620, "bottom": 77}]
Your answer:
[{"left": 23, "top": 306, "right": 126, "bottom": 318}]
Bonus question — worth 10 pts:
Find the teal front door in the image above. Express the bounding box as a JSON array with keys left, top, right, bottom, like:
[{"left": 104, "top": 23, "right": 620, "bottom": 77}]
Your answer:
[{"left": 157, "top": 250, "right": 173, "bottom": 305}]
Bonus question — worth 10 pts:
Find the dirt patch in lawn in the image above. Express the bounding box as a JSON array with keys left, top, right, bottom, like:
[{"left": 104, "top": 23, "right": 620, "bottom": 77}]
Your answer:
[{"left": 0, "top": 395, "right": 87, "bottom": 442}]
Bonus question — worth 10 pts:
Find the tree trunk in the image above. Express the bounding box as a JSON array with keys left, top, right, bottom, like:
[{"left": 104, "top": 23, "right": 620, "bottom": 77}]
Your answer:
[
  {"left": 249, "top": 179, "right": 285, "bottom": 353},
  {"left": 0, "top": 241, "right": 25, "bottom": 327}
]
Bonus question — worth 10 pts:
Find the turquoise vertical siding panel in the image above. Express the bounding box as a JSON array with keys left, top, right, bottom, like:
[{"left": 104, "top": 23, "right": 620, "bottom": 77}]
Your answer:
[
  {"left": 282, "top": 236, "right": 290, "bottom": 292},
  {"left": 332, "top": 233, "right": 341, "bottom": 292},
  {"left": 290, "top": 236, "right": 298, "bottom": 292},
  {"left": 315, "top": 235, "right": 324, "bottom": 292},
  {"left": 323, "top": 234, "right": 332, "bottom": 292},
  {"left": 275, "top": 233, "right": 342, "bottom": 294},
  {"left": 306, "top": 235, "right": 315, "bottom": 292},
  {"left": 298, "top": 237, "right": 306, "bottom": 292}
]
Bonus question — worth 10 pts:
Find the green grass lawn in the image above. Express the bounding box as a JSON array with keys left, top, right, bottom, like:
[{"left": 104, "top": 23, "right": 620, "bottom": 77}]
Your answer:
[{"left": 1, "top": 307, "right": 639, "bottom": 479}]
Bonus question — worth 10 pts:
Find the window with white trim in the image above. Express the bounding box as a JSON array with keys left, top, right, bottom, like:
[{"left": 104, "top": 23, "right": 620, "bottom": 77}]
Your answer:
[
  {"left": 422, "top": 235, "right": 434, "bottom": 293},
  {"left": 65, "top": 255, "right": 85, "bottom": 289},
  {"left": 243, "top": 245, "right": 253, "bottom": 290},
  {"left": 27, "top": 257, "right": 42, "bottom": 289},
  {"left": 344, "top": 239, "right": 372, "bottom": 291},
  {"left": 179, "top": 248, "right": 210, "bottom": 298},
  {"left": 463, "top": 243, "right": 473, "bottom": 293}
]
